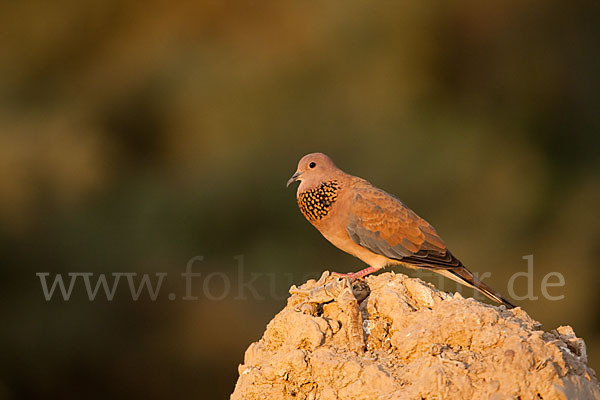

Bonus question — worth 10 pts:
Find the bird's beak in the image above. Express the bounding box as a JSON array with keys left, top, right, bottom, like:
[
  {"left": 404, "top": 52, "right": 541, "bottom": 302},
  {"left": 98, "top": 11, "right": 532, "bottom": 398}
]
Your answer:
[{"left": 286, "top": 171, "right": 302, "bottom": 187}]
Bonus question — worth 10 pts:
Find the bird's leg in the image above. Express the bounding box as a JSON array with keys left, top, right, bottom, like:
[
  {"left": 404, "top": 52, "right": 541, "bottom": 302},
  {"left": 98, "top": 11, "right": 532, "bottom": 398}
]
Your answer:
[{"left": 332, "top": 266, "right": 378, "bottom": 280}]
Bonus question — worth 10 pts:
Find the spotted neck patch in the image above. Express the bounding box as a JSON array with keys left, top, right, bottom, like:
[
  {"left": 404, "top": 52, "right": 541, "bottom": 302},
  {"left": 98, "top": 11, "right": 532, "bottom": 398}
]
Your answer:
[{"left": 298, "top": 180, "right": 340, "bottom": 222}]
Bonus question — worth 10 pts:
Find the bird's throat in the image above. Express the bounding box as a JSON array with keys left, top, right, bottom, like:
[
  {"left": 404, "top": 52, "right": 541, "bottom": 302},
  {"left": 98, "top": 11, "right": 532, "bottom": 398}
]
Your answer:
[{"left": 298, "top": 180, "right": 340, "bottom": 222}]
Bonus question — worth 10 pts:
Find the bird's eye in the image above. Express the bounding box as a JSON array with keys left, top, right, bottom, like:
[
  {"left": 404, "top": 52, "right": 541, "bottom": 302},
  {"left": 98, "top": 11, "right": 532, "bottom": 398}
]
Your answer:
[{"left": 309, "top": 162, "right": 316, "bottom": 168}]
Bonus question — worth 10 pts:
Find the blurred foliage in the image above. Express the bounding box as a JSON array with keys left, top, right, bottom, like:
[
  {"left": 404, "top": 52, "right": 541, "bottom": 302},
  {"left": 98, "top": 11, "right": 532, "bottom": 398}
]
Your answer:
[{"left": 1, "top": 1, "right": 599, "bottom": 399}]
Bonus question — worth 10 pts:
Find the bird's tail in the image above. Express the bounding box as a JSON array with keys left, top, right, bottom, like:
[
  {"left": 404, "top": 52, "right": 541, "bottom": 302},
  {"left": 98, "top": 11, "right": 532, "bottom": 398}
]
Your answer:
[{"left": 436, "top": 267, "right": 516, "bottom": 309}]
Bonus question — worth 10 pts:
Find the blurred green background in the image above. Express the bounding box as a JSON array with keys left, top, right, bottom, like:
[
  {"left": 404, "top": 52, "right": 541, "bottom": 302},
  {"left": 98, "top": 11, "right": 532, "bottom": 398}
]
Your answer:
[{"left": 1, "top": 1, "right": 599, "bottom": 398}]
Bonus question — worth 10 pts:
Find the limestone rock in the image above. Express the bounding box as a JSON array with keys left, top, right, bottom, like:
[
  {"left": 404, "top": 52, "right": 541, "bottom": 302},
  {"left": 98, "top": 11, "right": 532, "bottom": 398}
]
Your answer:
[{"left": 231, "top": 272, "right": 599, "bottom": 400}]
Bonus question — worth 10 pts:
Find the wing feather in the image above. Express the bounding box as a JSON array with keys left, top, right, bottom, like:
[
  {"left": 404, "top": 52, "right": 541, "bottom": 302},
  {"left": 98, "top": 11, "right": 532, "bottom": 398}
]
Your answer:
[{"left": 345, "top": 185, "right": 461, "bottom": 270}]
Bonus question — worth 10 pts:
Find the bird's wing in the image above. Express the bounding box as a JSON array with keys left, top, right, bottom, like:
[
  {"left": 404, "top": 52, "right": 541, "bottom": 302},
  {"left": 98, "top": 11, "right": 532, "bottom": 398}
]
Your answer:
[{"left": 345, "top": 185, "right": 461, "bottom": 270}]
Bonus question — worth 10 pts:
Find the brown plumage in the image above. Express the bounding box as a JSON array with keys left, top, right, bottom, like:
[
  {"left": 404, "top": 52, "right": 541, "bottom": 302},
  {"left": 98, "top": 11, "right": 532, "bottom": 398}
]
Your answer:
[{"left": 287, "top": 152, "right": 515, "bottom": 308}]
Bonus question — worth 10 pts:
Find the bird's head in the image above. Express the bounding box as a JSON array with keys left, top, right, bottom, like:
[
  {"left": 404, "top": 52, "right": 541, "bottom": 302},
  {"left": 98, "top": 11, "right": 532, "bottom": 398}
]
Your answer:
[{"left": 286, "top": 152, "right": 340, "bottom": 192}]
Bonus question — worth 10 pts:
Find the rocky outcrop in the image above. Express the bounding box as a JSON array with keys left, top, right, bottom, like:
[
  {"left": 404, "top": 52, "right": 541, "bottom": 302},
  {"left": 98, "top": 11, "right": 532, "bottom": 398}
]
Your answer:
[{"left": 231, "top": 272, "right": 599, "bottom": 399}]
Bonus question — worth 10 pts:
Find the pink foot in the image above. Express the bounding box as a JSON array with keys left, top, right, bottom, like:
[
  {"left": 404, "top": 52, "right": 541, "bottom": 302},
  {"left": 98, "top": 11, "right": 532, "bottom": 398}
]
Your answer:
[
  {"left": 331, "top": 271, "right": 357, "bottom": 279},
  {"left": 332, "top": 266, "right": 379, "bottom": 280}
]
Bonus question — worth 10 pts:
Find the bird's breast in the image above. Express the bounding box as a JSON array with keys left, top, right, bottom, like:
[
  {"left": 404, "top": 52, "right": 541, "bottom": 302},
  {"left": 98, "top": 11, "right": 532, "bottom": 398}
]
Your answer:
[{"left": 297, "top": 180, "right": 340, "bottom": 223}]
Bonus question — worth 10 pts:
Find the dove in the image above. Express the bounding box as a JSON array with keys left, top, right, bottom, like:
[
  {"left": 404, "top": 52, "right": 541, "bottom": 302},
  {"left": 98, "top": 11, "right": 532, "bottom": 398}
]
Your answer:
[{"left": 287, "top": 152, "right": 515, "bottom": 308}]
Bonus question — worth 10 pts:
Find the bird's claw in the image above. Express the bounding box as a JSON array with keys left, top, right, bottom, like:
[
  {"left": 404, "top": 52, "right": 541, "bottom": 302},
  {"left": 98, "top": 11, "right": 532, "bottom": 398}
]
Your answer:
[{"left": 331, "top": 271, "right": 358, "bottom": 280}]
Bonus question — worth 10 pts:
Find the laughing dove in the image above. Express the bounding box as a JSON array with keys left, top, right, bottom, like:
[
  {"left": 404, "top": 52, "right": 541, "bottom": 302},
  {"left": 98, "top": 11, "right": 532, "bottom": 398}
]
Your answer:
[{"left": 287, "top": 152, "right": 515, "bottom": 308}]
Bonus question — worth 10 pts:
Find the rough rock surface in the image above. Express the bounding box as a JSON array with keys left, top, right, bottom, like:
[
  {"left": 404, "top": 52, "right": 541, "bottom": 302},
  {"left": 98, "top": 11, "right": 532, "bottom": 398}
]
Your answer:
[{"left": 231, "top": 272, "right": 599, "bottom": 400}]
